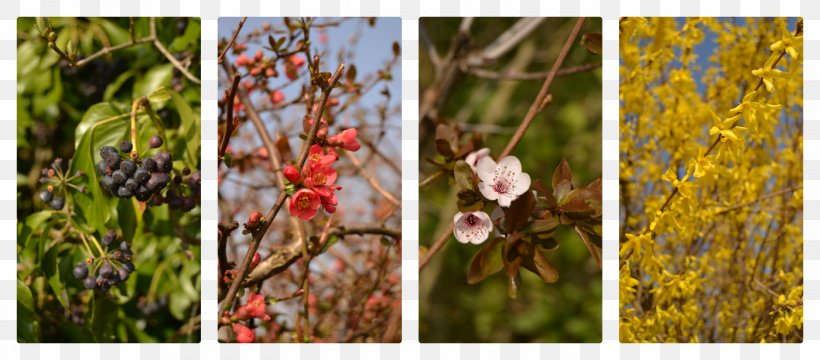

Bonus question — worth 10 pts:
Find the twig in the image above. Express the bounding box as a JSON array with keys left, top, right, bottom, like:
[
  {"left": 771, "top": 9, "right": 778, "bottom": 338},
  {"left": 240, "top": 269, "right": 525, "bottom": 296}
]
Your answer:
[
  {"left": 419, "top": 24, "right": 442, "bottom": 70},
  {"left": 218, "top": 73, "right": 241, "bottom": 167},
  {"left": 73, "top": 36, "right": 154, "bottom": 68},
  {"left": 473, "top": 18, "right": 545, "bottom": 64},
  {"left": 150, "top": 18, "right": 201, "bottom": 84},
  {"left": 419, "top": 170, "right": 444, "bottom": 188},
  {"left": 469, "top": 62, "right": 602, "bottom": 81},
  {"left": 344, "top": 151, "right": 400, "bottom": 207},
  {"left": 419, "top": 17, "right": 587, "bottom": 271},
  {"left": 218, "top": 17, "right": 247, "bottom": 65},
  {"left": 129, "top": 18, "right": 136, "bottom": 44},
  {"left": 715, "top": 186, "right": 802, "bottom": 215},
  {"left": 500, "top": 17, "right": 586, "bottom": 158},
  {"left": 217, "top": 222, "right": 239, "bottom": 300}
]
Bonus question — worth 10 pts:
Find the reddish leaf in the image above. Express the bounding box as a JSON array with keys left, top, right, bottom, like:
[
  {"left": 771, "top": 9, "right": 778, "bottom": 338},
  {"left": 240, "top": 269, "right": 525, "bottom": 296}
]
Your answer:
[
  {"left": 522, "top": 247, "right": 559, "bottom": 283},
  {"left": 346, "top": 64, "right": 357, "bottom": 83},
  {"left": 435, "top": 139, "right": 455, "bottom": 158},
  {"left": 580, "top": 32, "right": 603, "bottom": 54},
  {"left": 467, "top": 236, "right": 504, "bottom": 284},
  {"left": 504, "top": 190, "right": 536, "bottom": 232},
  {"left": 552, "top": 159, "right": 573, "bottom": 191},
  {"left": 574, "top": 225, "right": 602, "bottom": 269},
  {"left": 453, "top": 160, "right": 476, "bottom": 191},
  {"left": 535, "top": 237, "right": 559, "bottom": 251},
  {"left": 275, "top": 133, "right": 292, "bottom": 162},
  {"left": 531, "top": 178, "right": 550, "bottom": 195},
  {"left": 392, "top": 41, "right": 401, "bottom": 57}
]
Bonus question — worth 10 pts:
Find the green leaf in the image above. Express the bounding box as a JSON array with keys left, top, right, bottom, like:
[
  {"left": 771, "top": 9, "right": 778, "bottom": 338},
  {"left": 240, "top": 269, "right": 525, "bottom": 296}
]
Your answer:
[
  {"left": 70, "top": 103, "right": 130, "bottom": 234},
  {"left": 453, "top": 160, "right": 476, "bottom": 191},
  {"left": 42, "top": 245, "right": 69, "bottom": 310},
  {"left": 17, "top": 280, "right": 34, "bottom": 313},
  {"left": 103, "top": 70, "right": 135, "bottom": 102},
  {"left": 159, "top": 86, "right": 200, "bottom": 169},
  {"left": 467, "top": 236, "right": 504, "bottom": 284},
  {"left": 169, "top": 289, "right": 192, "bottom": 321},
  {"left": 17, "top": 280, "right": 39, "bottom": 342},
  {"left": 91, "top": 293, "right": 118, "bottom": 342},
  {"left": 133, "top": 64, "right": 174, "bottom": 98}
]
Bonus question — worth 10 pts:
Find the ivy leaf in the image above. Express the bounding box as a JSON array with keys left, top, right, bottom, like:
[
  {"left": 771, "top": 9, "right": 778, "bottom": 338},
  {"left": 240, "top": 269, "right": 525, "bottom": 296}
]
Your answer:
[
  {"left": 467, "top": 236, "right": 504, "bottom": 284},
  {"left": 42, "top": 245, "right": 69, "bottom": 310}
]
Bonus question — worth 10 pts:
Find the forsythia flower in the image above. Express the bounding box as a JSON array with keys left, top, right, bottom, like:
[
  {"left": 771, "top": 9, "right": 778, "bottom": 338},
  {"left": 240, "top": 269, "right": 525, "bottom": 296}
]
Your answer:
[
  {"left": 770, "top": 21, "right": 802, "bottom": 60},
  {"left": 476, "top": 155, "right": 531, "bottom": 207},
  {"left": 752, "top": 55, "right": 788, "bottom": 92},
  {"left": 661, "top": 166, "right": 696, "bottom": 200},
  {"left": 452, "top": 211, "right": 493, "bottom": 245}
]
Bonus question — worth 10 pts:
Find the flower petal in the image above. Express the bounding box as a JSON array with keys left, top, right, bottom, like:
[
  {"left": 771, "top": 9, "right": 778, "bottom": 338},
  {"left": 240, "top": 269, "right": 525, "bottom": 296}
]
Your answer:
[
  {"left": 476, "top": 156, "right": 497, "bottom": 184},
  {"left": 496, "top": 156, "right": 522, "bottom": 176},
  {"left": 513, "top": 173, "right": 531, "bottom": 196},
  {"left": 497, "top": 194, "right": 513, "bottom": 208},
  {"left": 478, "top": 182, "right": 499, "bottom": 201}
]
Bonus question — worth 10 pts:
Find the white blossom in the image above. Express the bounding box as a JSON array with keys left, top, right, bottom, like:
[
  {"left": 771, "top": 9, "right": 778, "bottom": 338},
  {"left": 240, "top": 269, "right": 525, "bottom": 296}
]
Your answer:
[
  {"left": 453, "top": 211, "right": 493, "bottom": 245},
  {"left": 476, "top": 156, "right": 531, "bottom": 207},
  {"left": 465, "top": 148, "right": 491, "bottom": 172}
]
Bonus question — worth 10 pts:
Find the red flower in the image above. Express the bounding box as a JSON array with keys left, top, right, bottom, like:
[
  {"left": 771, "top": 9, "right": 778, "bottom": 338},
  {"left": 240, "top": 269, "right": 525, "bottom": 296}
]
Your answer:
[
  {"left": 283, "top": 165, "right": 302, "bottom": 184},
  {"left": 305, "top": 145, "right": 336, "bottom": 171},
  {"left": 232, "top": 293, "right": 270, "bottom": 322},
  {"left": 320, "top": 192, "right": 339, "bottom": 213},
  {"left": 265, "top": 67, "right": 278, "bottom": 77},
  {"left": 232, "top": 323, "right": 255, "bottom": 343},
  {"left": 246, "top": 212, "right": 263, "bottom": 228},
  {"left": 328, "top": 128, "right": 361, "bottom": 152},
  {"left": 288, "top": 189, "right": 321, "bottom": 220},
  {"left": 254, "top": 49, "right": 264, "bottom": 62},
  {"left": 250, "top": 252, "right": 261, "bottom": 270},
  {"left": 302, "top": 165, "right": 338, "bottom": 197},
  {"left": 235, "top": 53, "right": 251, "bottom": 67},
  {"left": 289, "top": 55, "right": 306, "bottom": 67},
  {"left": 271, "top": 90, "right": 285, "bottom": 105},
  {"left": 285, "top": 63, "right": 299, "bottom": 80},
  {"left": 302, "top": 116, "right": 329, "bottom": 140},
  {"left": 250, "top": 66, "right": 262, "bottom": 76}
]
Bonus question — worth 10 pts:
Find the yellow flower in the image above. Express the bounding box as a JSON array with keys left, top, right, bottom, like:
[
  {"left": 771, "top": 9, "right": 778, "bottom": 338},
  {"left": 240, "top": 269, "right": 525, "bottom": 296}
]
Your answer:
[
  {"left": 751, "top": 55, "right": 787, "bottom": 92},
  {"left": 729, "top": 91, "right": 782, "bottom": 134},
  {"left": 708, "top": 109, "right": 746, "bottom": 160},
  {"left": 688, "top": 150, "right": 715, "bottom": 178},
  {"left": 770, "top": 21, "right": 802, "bottom": 60}
]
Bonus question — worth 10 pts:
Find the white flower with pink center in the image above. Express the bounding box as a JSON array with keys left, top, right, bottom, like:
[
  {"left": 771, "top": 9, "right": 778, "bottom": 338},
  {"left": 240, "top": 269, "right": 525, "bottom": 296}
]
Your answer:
[
  {"left": 476, "top": 155, "right": 531, "bottom": 207},
  {"left": 465, "top": 147, "right": 491, "bottom": 172},
  {"left": 453, "top": 211, "right": 493, "bottom": 245}
]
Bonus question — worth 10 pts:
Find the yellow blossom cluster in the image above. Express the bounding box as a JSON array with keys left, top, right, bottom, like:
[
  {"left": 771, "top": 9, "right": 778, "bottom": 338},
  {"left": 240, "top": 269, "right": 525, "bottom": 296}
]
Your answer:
[{"left": 619, "top": 17, "right": 803, "bottom": 343}]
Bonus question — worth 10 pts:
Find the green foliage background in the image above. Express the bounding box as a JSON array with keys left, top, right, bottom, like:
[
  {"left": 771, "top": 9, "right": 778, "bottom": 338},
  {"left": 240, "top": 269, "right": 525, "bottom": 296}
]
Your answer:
[
  {"left": 419, "top": 17, "right": 603, "bottom": 343},
  {"left": 17, "top": 17, "right": 201, "bottom": 343}
]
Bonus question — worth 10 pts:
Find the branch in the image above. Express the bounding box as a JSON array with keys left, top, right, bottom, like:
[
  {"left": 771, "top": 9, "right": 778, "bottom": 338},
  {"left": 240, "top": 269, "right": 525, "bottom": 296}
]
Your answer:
[
  {"left": 419, "top": 17, "right": 587, "bottom": 271},
  {"left": 150, "top": 18, "right": 201, "bottom": 85},
  {"left": 218, "top": 17, "right": 247, "bottom": 65},
  {"left": 344, "top": 150, "right": 400, "bottom": 207},
  {"left": 218, "top": 73, "right": 241, "bottom": 167},
  {"left": 218, "top": 61, "right": 345, "bottom": 314}
]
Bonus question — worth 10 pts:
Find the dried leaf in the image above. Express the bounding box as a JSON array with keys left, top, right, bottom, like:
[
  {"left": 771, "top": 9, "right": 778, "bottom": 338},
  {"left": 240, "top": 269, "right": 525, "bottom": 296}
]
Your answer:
[
  {"left": 580, "top": 32, "right": 603, "bottom": 55},
  {"left": 574, "top": 225, "right": 602, "bottom": 269}
]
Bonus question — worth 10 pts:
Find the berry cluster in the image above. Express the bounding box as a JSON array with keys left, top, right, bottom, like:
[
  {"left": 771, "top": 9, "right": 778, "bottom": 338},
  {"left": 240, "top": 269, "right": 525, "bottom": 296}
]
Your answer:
[
  {"left": 37, "top": 157, "right": 86, "bottom": 210},
  {"left": 151, "top": 168, "right": 201, "bottom": 211},
  {"left": 97, "top": 136, "right": 173, "bottom": 202},
  {"left": 72, "top": 229, "right": 136, "bottom": 292}
]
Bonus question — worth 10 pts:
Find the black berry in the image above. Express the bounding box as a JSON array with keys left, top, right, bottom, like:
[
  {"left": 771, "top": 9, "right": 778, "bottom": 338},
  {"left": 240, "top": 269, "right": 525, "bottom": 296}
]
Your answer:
[
  {"left": 117, "top": 186, "right": 133, "bottom": 198},
  {"left": 112, "top": 170, "right": 126, "bottom": 185},
  {"left": 83, "top": 276, "right": 97, "bottom": 289},
  {"left": 49, "top": 196, "right": 65, "bottom": 210},
  {"left": 120, "top": 160, "right": 136, "bottom": 177},
  {"left": 102, "top": 229, "right": 116, "bottom": 246},
  {"left": 39, "top": 189, "right": 53, "bottom": 202},
  {"left": 99, "top": 263, "right": 113, "bottom": 278},
  {"left": 134, "top": 167, "right": 150, "bottom": 184},
  {"left": 149, "top": 135, "right": 163, "bottom": 149},
  {"left": 119, "top": 140, "right": 133, "bottom": 153},
  {"left": 144, "top": 158, "right": 157, "bottom": 172},
  {"left": 118, "top": 267, "right": 130, "bottom": 282},
  {"left": 72, "top": 262, "right": 88, "bottom": 279}
]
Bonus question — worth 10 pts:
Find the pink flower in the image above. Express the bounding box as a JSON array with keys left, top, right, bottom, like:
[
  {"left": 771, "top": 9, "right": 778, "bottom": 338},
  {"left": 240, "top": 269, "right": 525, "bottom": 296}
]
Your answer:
[
  {"left": 254, "top": 49, "right": 264, "bottom": 62},
  {"left": 265, "top": 67, "right": 277, "bottom": 77},
  {"left": 288, "top": 188, "right": 321, "bottom": 220},
  {"left": 271, "top": 90, "right": 285, "bottom": 105},
  {"left": 232, "top": 323, "right": 255, "bottom": 343},
  {"left": 476, "top": 156, "right": 531, "bottom": 207},
  {"left": 250, "top": 66, "right": 262, "bottom": 76},
  {"left": 285, "top": 63, "right": 299, "bottom": 80},
  {"left": 327, "top": 128, "right": 361, "bottom": 152},
  {"left": 232, "top": 293, "right": 271, "bottom": 322},
  {"left": 235, "top": 53, "right": 251, "bottom": 67},
  {"left": 465, "top": 148, "right": 491, "bottom": 172},
  {"left": 242, "top": 80, "right": 254, "bottom": 92},
  {"left": 453, "top": 211, "right": 493, "bottom": 245},
  {"left": 305, "top": 145, "right": 336, "bottom": 171},
  {"left": 283, "top": 165, "right": 302, "bottom": 184},
  {"left": 289, "top": 55, "right": 306, "bottom": 67}
]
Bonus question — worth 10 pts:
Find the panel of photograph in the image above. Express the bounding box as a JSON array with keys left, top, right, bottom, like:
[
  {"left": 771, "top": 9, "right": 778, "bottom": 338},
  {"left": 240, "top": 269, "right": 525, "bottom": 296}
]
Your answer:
[
  {"left": 619, "top": 17, "right": 803, "bottom": 343},
  {"left": 418, "top": 17, "right": 603, "bottom": 343},
  {"left": 16, "top": 17, "right": 202, "bottom": 342},
  {"left": 216, "top": 17, "right": 402, "bottom": 343}
]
